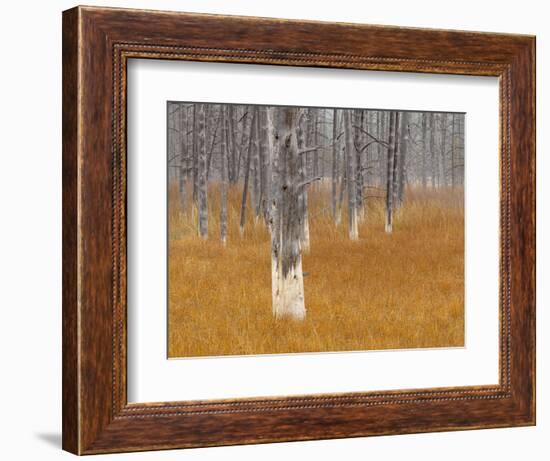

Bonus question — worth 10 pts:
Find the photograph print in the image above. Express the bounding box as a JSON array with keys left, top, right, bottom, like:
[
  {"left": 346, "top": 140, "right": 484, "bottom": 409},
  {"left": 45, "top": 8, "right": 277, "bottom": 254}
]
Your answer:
[{"left": 167, "top": 102, "right": 465, "bottom": 358}]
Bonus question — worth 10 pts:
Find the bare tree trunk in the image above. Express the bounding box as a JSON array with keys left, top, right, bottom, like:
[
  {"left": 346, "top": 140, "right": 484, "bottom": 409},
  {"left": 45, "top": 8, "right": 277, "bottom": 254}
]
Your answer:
[
  {"left": 397, "top": 111, "right": 409, "bottom": 207},
  {"left": 239, "top": 108, "right": 257, "bottom": 235},
  {"left": 344, "top": 110, "right": 358, "bottom": 240},
  {"left": 337, "top": 147, "right": 345, "bottom": 226},
  {"left": 176, "top": 104, "right": 187, "bottom": 213},
  {"left": 192, "top": 104, "right": 198, "bottom": 203},
  {"left": 206, "top": 107, "right": 221, "bottom": 180},
  {"left": 451, "top": 113, "right": 456, "bottom": 188},
  {"left": 196, "top": 103, "right": 208, "bottom": 238},
  {"left": 268, "top": 107, "right": 306, "bottom": 320},
  {"left": 421, "top": 113, "right": 427, "bottom": 188},
  {"left": 312, "top": 110, "right": 319, "bottom": 178},
  {"left": 439, "top": 113, "right": 448, "bottom": 187},
  {"left": 259, "top": 108, "right": 272, "bottom": 225},
  {"left": 457, "top": 115, "right": 465, "bottom": 185},
  {"left": 385, "top": 111, "right": 397, "bottom": 233},
  {"left": 355, "top": 110, "right": 365, "bottom": 222},
  {"left": 254, "top": 109, "right": 265, "bottom": 220},
  {"left": 227, "top": 105, "right": 237, "bottom": 183},
  {"left": 390, "top": 112, "right": 401, "bottom": 222},
  {"left": 251, "top": 111, "right": 261, "bottom": 221},
  {"left": 236, "top": 106, "right": 249, "bottom": 180},
  {"left": 379, "top": 111, "right": 387, "bottom": 185},
  {"left": 331, "top": 108, "right": 338, "bottom": 221},
  {"left": 296, "top": 110, "right": 310, "bottom": 252},
  {"left": 220, "top": 106, "right": 229, "bottom": 245},
  {"left": 186, "top": 105, "right": 192, "bottom": 196},
  {"left": 430, "top": 113, "right": 437, "bottom": 188}
]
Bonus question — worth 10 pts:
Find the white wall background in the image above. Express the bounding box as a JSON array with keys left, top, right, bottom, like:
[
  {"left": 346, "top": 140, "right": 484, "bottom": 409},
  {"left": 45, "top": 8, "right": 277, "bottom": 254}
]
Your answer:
[{"left": 0, "top": 1, "right": 545, "bottom": 459}]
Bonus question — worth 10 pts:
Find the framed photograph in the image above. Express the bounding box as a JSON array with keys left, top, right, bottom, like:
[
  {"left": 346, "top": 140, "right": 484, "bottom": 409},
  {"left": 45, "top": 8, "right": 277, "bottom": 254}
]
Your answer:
[{"left": 62, "top": 5, "right": 535, "bottom": 455}]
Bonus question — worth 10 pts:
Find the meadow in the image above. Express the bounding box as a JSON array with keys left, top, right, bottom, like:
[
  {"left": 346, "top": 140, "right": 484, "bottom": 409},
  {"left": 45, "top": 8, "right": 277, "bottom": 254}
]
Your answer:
[{"left": 167, "top": 183, "right": 464, "bottom": 357}]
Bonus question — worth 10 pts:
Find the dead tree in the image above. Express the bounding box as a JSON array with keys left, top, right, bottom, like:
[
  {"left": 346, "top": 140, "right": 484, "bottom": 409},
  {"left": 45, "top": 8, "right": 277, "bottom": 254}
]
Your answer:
[
  {"left": 421, "top": 113, "right": 428, "bottom": 188},
  {"left": 251, "top": 112, "right": 261, "bottom": 221},
  {"left": 227, "top": 105, "right": 237, "bottom": 183},
  {"left": 205, "top": 106, "right": 221, "bottom": 180},
  {"left": 259, "top": 107, "right": 272, "bottom": 225},
  {"left": 344, "top": 110, "right": 359, "bottom": 240},
  {"left": 196, "top": 103, "right": 208, "bottom": 238},
  {"left": 396, "top": 111, "right": 409, "bottom": 207},
  {"left": 429, "top": 113, "right": 437, "bottom": 188},
  {"left": 331, "top": 108, "right": 339, "bottom": 221},
  {"left": 438, "top": 114, "right": 448, "bottom": 187},
  {"left": 177, "top": 105, "right": 187, "bottom": 213},
  {"left": 391, "top": 112, "right": 401, "bottom": 215},
  {"left": 296, "top": 110, "right": 311, "bottom": 252},
  {"left": 385, "top": 111, "right": 397, "bottom": 233},
  {"left": 239, "top": 107, "right": 257, "bottom": 235},
  {"left": 220, "top": 106, "right": 229, "bottom": 245},
  {"left": 253, "top": 109, "right": 264, "bottom": 220},
  {"left": 354, "top": 110, "right": 365, "bottom": 222},
  {"left": 268, "top": 107, "right": 306, "bottom": 320},
  {"left": 192, "top": 104, "right": 198, "bottom": 203},
  {"left": 450, "top": 113, "right": 456, "bottom": 187}
]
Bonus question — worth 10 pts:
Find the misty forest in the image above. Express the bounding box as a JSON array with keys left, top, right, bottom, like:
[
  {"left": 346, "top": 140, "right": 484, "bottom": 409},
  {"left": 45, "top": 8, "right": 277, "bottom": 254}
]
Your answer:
[{"left": 167, "top": 102, "right": 465, "bottom": 357}]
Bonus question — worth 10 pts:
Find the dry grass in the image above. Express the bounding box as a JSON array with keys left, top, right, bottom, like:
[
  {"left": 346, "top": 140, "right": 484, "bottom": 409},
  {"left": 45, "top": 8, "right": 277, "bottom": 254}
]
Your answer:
[{"left": 168, "top": 182, "right": 464, "bottom": 358}]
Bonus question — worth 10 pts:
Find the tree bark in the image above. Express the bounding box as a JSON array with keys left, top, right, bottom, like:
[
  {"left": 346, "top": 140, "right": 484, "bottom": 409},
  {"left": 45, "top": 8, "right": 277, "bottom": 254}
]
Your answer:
[
  {"left": 172, "top": 103, "right": 187, "bottom": 213},
  {"left": 268, "top": 107, "right": 306, "bottom": 320},
  {"left": 196, "top": 103, "right": 208, "bottom": 238},
  {"left": 206, "top": 107, "right": 221, "bottom": 180},
  {"left": 385, "top": 111, "right": 397, "bottom": 233},
  {"left": 220, "top": 106, "right": 229, "bottom": 245},
  {"left": 439, "top": 114, "right": 448, "bottom": 187},
  {"left": 259, "top": 107, "right": 272, "bottom": 225},
  {"left": 296, "top": 110, "right": 310, "bottom": 252},
  {"left": 312, "top": 110, "right": 319, "bottom": 178},
  {"left": 251, "top": 110, "right": 261, "bottom": 221},
  {"left": 239, "top": 107, "right": 257, "bottom": 235},
  {"left": 344, "top": 110, "right": 359, "bottom": 240},
  {"left": 430, "top": 113, "right": 437, "bottom": 188},
  {"left": 192, "top": 104, "right": 198, "bottom": 203},
  {"left": 397, "top": 111, "right": 409, "bottom": 207},
  {"left": 354, "top": 110, "right": 365, "bottom": 222},
  {"left": 421, "top": 113, "right": 427, "bottom": 188},
  {"left": 331, "top": 108, "right": 339, "bottom": 221},
  {"left": 227, "top": 105, "right": 237, "bottom": 183},
  {"left": 451, "top": 113, "right": 456, "bottom": 188}
]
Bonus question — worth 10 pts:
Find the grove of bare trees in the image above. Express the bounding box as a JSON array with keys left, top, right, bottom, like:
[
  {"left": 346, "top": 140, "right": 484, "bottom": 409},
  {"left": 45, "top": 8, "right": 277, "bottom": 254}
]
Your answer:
[{"left": 168, "top": 102, "right": 465, "bottom": 320}]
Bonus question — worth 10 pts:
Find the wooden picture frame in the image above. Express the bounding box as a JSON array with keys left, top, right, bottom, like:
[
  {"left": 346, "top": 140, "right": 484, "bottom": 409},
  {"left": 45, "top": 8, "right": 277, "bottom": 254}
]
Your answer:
[{"left": 62, "top": 5, "right": 535, "bottom": 455}]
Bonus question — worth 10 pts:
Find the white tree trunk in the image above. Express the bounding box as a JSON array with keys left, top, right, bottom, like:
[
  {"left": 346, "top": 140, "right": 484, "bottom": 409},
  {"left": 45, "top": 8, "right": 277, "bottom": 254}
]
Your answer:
[
  {"left": 331, "top": 109, "right": 338, "bottom": 221},
  {"left": 197, "top": 103, "right": 208, "bottom": 238},
  {"left": 220, "top": 106, "right": 228, "bottom": 245},
  {"left": 296, "top": 109, "right": 310, "bottom": 253},
  {"left": 343, "top": 110, "right": 359, "bottom": 240},
  {"left": 268, "top": 107, "right": 306, "bottom": 320},
  {"left": 258, "top": 108, "right": 271, "bottom": 226},
  {"left": 239, "top": 108, "right": 256, "bottom": 235},
  {"left": 385, "top": 111, "right": 397, "bottom": 233}
]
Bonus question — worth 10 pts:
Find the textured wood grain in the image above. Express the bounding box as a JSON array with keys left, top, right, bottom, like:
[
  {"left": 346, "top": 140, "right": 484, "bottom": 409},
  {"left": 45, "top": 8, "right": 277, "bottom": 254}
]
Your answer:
[
  {"left": 62, "top": 5, "right": 536, "bottom": 455},
  {"left": 61, "top": 7, "right": 79, "bottom": 454}
]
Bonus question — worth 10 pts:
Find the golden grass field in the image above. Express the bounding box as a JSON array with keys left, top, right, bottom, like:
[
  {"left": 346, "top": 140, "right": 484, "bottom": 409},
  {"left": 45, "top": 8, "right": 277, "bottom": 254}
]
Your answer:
[{"left": 168, "top": 182, "right": 464, "bottom": 358}]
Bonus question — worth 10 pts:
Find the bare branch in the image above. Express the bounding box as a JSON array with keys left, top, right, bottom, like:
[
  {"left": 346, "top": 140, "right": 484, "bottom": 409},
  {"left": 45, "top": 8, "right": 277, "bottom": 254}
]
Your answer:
[
  {"left": 297, "top": 176, "right": 322, "bottom": 190},
  {"left": 352, "top": 124, "right": 389, "bottom": 148},
  {"left": 357, "top": 140, "right": 379, "bottom": 153},
  {"left": 298, "top": 146, "right": 322, "bottom": 156},
  {"left": 237, "top": 111, "right": 249, "bottom": 123},
  {"left": 168, "top": 153, "right": 193, "bottom": 163}
]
